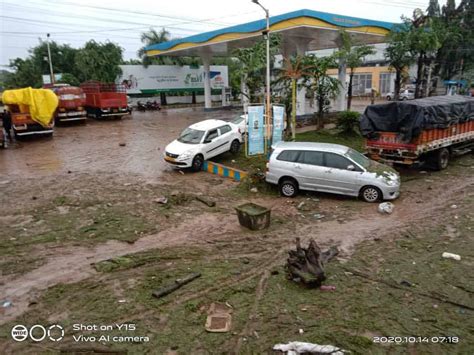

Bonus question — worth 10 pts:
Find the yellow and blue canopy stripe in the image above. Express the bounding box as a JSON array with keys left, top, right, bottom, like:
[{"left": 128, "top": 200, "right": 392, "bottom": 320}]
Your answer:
[{"left": 146, "top": 9, "right": 396, "bottom": 56}]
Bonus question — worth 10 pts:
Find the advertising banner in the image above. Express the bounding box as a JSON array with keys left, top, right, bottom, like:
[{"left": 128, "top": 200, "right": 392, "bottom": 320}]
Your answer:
[
  {"left": 118, "top": 65, "right": 228, "bottom": 94},
  {"left": 272, "top": 105, "right": 285, "bottom": 145},
  {"left": 247, "top": 105, "right": 265, "bottom": 156}
]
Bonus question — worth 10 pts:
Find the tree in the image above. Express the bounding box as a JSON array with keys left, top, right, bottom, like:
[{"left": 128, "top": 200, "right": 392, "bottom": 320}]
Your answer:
[
  {"left": 274, "top": 55, "right": 314, "bottom": 139},
  {"left": 5, "top": 58, "right": 42, "bottom": 88},
  {"left": 335, "top": 31, "right": 375, "bottom": 110},
  {"left": 384, "top": 24, "right": 415, "bottom": 100},
  {"left": 305, "top": 55, "right": 340, "bottom": 129},
  {"left": 5, "top": 40, "right": 80, "bottom": 88},
  {"left": 408, "top": 9, "right": 442, "bottom": 98},
  {"left": 427, "top": 0, "right": 441, "bottom": 17},
  {"left": 233, "top": 35, "right": 280, "bottom": 105},
  {"left": 74, "top": 40, "right": 123, "bottom": 83},
  {"left": 138, "top": 28, "right": 173, "bottom": 67}
]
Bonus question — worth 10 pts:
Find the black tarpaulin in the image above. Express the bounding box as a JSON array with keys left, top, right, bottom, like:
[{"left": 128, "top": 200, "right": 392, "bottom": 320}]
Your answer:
[{"left": 360, "top": 95, "right": 474, "bottom": 142}]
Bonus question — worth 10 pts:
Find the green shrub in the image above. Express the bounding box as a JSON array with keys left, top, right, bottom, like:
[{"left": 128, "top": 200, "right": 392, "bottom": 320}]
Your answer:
[{"left": 336, "top": 110, "right": 361, "bottom": 134}]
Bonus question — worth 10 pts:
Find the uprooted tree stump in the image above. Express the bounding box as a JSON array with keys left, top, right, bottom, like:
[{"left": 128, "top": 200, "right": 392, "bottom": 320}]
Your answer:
[{"left": 286, "top": 238, "right": 339, "bottom": 287}]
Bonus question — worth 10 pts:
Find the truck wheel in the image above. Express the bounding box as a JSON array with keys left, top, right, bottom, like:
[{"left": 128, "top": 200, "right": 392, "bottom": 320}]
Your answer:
[
  {"left": 360, "top": 186, "right": 382, "bottom": 203},
  {"left": 191, "top": 154, "right": 204, "bottom": 172},
  {"left": 433, "top": 148, "right": 450, "bottom": 170},
  {"left": 279, "top": 178, "right": 298, "bottom": 197},
  {"left": 230, "top": 139, "right": 240, "bottom": 155}
]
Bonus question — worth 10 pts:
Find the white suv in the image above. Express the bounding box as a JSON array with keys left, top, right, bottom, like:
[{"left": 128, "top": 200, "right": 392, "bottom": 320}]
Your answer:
[
  {"left": 266, "top": 142, "right": 400, "bottom": 202},
  {"left": 164, "top": 119, "right": 242, "bottom": 171}
]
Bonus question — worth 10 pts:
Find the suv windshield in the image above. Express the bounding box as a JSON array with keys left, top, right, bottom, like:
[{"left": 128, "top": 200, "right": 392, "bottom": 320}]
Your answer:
[
  {"left": 178, "top": 128, "right": 205, "bottom": 144},
  {"left": 345, "top": 148, "right": 370, "bottom": 169}
]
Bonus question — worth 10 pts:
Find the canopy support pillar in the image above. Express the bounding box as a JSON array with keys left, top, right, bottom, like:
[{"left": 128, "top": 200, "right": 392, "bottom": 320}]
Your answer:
[{"left": 201, "top": 53, "right": 212, "bottom": 110}]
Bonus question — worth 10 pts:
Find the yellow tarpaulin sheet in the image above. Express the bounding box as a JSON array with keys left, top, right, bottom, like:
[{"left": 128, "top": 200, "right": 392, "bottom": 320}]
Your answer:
[{"left": 1, "top": 87, "right": 59, "bottom": 127}]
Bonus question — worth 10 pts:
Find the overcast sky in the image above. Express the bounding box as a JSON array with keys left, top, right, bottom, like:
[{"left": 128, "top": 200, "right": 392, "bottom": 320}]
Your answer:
[{"left": 0, "top": 0, "right": 447, "bottom": 69}]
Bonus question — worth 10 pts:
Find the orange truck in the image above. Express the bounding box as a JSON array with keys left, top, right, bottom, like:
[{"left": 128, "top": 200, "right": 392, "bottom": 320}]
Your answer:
[
  {"left": 361, "top": 95, "right": 474, "bottom": 170},
  {"left": 45, "top": 84, "right": 87, "bottom": 123},
  {"left": 80, "top": 81, "right": 129, "bottom": 119},
  {"left": 2, "top": 88, "right": 58, "bottom": 138}
]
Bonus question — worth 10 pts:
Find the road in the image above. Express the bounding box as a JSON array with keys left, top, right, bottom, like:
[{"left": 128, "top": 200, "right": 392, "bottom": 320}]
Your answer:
[{"left": 0, "top": 108, "right": 239, "bottom": 178}]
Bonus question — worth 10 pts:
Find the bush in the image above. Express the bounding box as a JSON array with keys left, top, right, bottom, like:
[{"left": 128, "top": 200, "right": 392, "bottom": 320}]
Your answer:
[{"left": 336, "top": 111, "right": 361, "bottom": 134}]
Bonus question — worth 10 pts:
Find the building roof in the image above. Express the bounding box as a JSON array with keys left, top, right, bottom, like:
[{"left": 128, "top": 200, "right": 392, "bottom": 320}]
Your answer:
[{"left": 146, "top": 9, "right": 397, "bottom": 57}]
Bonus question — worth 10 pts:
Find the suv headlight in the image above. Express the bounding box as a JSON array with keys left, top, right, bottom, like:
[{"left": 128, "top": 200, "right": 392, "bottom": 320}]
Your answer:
[{"left": 384, "top": 179, "right": 398, "bottom": 186}]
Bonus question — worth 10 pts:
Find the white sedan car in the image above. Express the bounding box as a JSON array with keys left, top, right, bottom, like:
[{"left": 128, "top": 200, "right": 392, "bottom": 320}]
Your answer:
[
  {"left": 386, "top": 89, "right": 415, "bottom": 101},
  {"left": 164, "top": 119, "right": 242, "bottom": 171}
]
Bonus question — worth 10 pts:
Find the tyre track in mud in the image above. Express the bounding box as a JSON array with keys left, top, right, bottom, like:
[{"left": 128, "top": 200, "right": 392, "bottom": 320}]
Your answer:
[{"left": 0, "top": 176, "right": 472, "bottom": 325}]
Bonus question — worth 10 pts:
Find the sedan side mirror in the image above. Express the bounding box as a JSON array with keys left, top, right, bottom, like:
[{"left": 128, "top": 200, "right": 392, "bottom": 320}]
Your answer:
[
  {"left": 203, "top": 139, "right": 212, "bottom": 144},
  {"left": 347, "top": 164, "right": 355, "bottom": 171}
]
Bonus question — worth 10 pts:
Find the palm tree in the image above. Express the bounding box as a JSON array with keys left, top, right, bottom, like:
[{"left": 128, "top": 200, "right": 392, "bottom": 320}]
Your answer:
[
  {"left": 137, "top": 28, "right": 171, "bottom": 67},
  {"left": 274, "top": 55, "right": 314, "bottom": 140},
  {"left": 305, "top": 55, "right": 341, "bottom": 129},
  {"left": 137, "top": 28, "right": 173, "bottom": 104},
  {"left": 335, "top": 31, "right": 375, "bottom": 110}
]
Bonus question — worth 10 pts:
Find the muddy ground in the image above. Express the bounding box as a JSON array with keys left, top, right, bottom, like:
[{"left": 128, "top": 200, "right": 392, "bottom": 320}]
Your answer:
[{"left": 0, "top": 107, "right": 473, "bottom": 354}]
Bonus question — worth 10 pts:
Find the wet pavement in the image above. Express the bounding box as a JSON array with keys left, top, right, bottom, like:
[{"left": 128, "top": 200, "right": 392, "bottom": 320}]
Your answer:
[{"left": 0, "top": 108, "right": 240, "bottom": 178}]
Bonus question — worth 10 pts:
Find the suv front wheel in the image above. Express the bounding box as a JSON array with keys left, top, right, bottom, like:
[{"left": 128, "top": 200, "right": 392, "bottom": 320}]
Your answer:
[
  {"left": 360, "top": 186, "right": 382, "bottom": 203},
  {"left": 279, "top": 178, "right": 298, "bottom": 197}
]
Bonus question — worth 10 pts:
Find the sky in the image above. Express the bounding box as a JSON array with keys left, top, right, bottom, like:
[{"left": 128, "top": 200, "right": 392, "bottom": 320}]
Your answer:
[{"left": 0, "top": 0, "right": 447, "bottom": 69}]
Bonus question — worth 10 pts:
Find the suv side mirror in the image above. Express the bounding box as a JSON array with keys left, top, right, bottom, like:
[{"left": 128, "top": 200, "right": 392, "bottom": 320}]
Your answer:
[{"left": 347, "top": 164, "right": 355, "bottom": 171}]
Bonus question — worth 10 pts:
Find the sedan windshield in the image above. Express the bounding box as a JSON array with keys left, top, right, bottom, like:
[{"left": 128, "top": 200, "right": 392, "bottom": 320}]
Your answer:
[
  {"left": 345, "top": 148, "right": 370, "bottom": 169},
  {"left": 232, "top": 116, "right": 244, "bottom": 125},
  {"left": 178, "top": 128, "right": 205, "bottom": 144}
]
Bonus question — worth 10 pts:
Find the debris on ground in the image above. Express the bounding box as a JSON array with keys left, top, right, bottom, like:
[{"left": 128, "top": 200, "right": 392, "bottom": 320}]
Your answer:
[
  {"left": 119, "top": 142, "right": 126, "bottom": 147},
  {"left": 154, "top": 197, "right": 168, "bottom": 204},
  {"left": 319, "top": 285, "right": 336, "bottom": 291},
  {"left": 451, "top": 204, "right": 458, "bottom": 209},
  {"left": 205, "top": 302, "right": 232, "bottom": 333},
  {"left": 297, "top": 202, "right": 305, "bottom": 210},
  {"left": 313, "top": 213, "right": 325, "bottom": 220},
  {"left": 250, "top": 187, "right": 258, "bottom": 193},
  {"left": 378, "top": 202, "right": 394, "bottom": 214},
  {"left": 152, "top": 272, "right": 201, "bottom": 299},
  {"left": 442, "top": 252, "right": 461, "bottom": 261},
  {"left": 179, "top": 170, "right": 185, "bottom": 175},
  {"left": 2, "top": 300, "right": 12, "bottom": 308},
  {"left": 273, "top": 341, "right": 346, "bottom": 354},
  {"left": 286, "top": 238, "right": 339, "bottom": 286},
  {"left": 195, "top": 196, "right": 216, "bottom": 207}
]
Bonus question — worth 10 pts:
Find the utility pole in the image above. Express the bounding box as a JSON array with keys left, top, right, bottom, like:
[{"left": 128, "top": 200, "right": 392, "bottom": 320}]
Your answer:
[
  {"left": 46, "top": 33, "right": 55, "bottom": 84},
  {"left": 252, "top": 0, "right": 271, "bottom": 152}
]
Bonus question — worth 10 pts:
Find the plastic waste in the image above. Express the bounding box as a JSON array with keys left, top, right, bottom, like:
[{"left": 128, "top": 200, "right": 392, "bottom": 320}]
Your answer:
[
  {"left": 378, "top": 202, "right": 394, "bottom": 214},
  {"left": 442, "top": 252, "right": 461, "bottom": 261}
]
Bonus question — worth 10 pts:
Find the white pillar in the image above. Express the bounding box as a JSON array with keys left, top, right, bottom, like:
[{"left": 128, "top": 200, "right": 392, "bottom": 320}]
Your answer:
[
  {"left": 296, "top": 41, "right": 309, "bottom": 116},
  {"left": 337, "top": 57, "right": 347, "bottom": 112},
  {"left": 201, "top": 54, "right": 212, "bottom": 109}
]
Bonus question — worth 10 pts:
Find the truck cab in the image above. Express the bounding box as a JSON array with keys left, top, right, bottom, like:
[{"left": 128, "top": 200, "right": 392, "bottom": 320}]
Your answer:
[{"left": 46, "top": 84, "right": 87, "bottom": 123}]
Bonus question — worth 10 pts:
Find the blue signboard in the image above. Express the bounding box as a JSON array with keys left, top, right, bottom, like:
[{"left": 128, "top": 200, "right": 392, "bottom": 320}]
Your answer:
[
  {"left": 247, "top": 105, "right": 265, "bottom": 156},
  {"left": 272, "top": 105, "right": 285, "bottom": 145}
]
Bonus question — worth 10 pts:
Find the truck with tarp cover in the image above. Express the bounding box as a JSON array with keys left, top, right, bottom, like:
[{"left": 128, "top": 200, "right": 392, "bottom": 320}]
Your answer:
[
  {"left": 80, "top": 81, "right": 129, "bottom": 119},
  {"left": 360, "top": 95, "right": 474, "bottom": 170},
  {"left": 1, "top": 87, "right": 58, "bottom": 138}
]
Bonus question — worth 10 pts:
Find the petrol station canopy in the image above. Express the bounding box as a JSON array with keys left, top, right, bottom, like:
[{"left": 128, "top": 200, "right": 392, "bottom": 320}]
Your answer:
[{"left": 145, "top": 9, "right": 397, "bottom": 57}]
